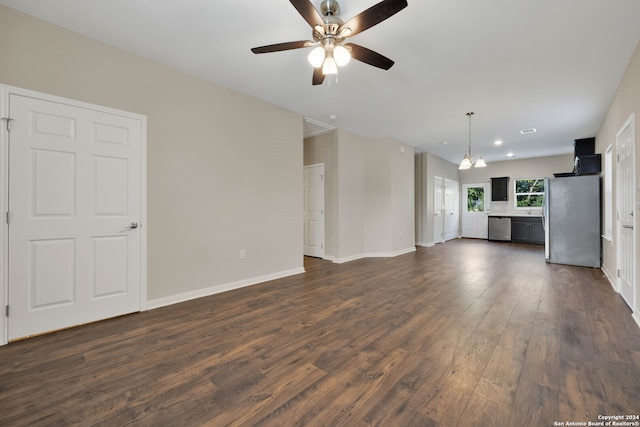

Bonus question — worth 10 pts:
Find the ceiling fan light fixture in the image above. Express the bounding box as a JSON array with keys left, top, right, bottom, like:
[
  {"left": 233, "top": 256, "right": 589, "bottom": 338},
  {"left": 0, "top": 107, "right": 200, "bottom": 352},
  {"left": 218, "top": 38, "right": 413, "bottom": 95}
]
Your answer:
[
  {"left": 322, "top": 55, "right": 338, "bottom": 75},
  {"left": 333, "top": 45, "right": 351, "bottom": 66},
  {"left": 308, "top": 46, "right": 326, "bottom": 68}
]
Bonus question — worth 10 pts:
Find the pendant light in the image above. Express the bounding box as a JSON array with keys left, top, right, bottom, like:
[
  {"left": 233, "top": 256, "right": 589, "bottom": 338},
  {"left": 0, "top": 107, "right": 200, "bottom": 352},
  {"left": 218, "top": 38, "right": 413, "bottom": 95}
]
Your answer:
[{"left": 459, "top": 112, "right": 487, "bottom": 170}]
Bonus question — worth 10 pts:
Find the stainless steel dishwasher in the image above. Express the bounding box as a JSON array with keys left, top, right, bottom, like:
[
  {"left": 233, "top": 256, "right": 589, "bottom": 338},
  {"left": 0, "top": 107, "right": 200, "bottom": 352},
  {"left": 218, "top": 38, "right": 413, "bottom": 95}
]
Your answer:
[{"left": 488, "top": 216, "right": 511, "bottom": 241}]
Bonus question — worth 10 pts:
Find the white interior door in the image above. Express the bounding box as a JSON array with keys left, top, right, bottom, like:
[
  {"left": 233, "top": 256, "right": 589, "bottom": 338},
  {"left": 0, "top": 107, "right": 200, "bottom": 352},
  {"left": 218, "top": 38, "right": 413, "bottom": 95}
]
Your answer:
[
  {"left": 616, "top": 114, "right": 636, "bottom": 310},
  {"left": 444, "top": 179, "right": 460, "bottom": 241},
  {"left": 434, "top": 176, "right": 444, "bottom": 244},
  {"left": 304, "top": 164, "right": 325, "bottom": 258},
  {"left": 7, "top": 92, "right": 145, "bottom": 340},
  {"left": 462, "top": 183, "right": 490, "bottom": 239}
]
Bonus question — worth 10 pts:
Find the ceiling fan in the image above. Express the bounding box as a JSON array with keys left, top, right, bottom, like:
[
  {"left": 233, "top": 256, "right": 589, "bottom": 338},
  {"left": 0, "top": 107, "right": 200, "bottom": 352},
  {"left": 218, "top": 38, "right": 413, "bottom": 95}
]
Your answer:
[{"left": 251, "top": 0, "right": 408, "bottom": 85}]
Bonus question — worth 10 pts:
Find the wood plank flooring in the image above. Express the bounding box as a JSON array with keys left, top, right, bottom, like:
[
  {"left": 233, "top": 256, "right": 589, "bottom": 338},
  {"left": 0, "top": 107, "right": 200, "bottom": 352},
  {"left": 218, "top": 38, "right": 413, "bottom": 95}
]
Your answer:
[{"left": 1, "top": 239, "right": 640, "bottom": 426}]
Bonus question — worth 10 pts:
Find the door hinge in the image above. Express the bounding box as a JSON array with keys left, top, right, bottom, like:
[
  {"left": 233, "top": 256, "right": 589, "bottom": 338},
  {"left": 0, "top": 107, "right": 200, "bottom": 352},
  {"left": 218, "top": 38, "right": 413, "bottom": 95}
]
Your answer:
[
  {"left": 5, "top": 211, "right": 9, "bottom": 225},
  {"left": 617, "top": 269, "right": 621, "bottom": 278},
  {"left": 321, "top": 244, "right": 324, "bottom": 249},
  {"left": 1, "top": 117, "right": 14, "bottom": 132},
  {"left": 5, "top": 305, "right": 8, "bottom": 317}
]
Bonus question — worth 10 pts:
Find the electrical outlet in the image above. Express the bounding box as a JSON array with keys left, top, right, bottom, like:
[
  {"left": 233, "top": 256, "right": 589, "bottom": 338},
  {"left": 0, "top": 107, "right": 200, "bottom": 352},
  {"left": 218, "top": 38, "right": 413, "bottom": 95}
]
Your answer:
[{"left": 240, "top": 249, "right": 246, "bottom": 259}]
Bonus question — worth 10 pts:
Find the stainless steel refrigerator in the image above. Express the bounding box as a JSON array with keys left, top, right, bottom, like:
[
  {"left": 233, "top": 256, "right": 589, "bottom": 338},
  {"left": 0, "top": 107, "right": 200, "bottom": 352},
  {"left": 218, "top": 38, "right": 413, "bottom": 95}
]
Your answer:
[{"left": 543, "top": 175, "right": 601, "bottom": 267}]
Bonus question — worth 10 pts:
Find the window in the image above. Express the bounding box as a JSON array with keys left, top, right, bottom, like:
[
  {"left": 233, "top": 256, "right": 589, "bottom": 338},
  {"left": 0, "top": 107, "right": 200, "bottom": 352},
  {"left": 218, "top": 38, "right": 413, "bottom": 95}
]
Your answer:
[
  {"left": 514, "top": 178, "right": 545, "bottom": 208},
  {"left": 467, "top": 186, "right": 485, "bottom": 212}
]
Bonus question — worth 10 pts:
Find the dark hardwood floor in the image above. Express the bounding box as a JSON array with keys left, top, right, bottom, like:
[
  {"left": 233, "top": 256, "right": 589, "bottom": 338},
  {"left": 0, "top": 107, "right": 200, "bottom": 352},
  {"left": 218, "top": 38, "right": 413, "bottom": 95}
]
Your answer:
[{"left": 1, "top": 239, "right": 640, "bottom": 426}]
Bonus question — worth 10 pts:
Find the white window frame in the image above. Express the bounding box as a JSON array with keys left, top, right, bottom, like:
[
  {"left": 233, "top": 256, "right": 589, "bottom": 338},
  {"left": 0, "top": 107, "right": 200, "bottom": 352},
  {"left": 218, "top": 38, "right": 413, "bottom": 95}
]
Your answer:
[{"left": 513, "top": 178, "right": 545, "bottom": 210}]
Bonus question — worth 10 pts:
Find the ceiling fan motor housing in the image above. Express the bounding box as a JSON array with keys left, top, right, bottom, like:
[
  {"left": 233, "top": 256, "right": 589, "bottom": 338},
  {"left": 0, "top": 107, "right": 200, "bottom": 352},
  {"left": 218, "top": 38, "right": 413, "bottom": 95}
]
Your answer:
[
  {"left": 316, "top": 0, "right": 344, "bottom": 41},
  {"left": 321, "top": 0, "right": 340, "bottom": 16}
]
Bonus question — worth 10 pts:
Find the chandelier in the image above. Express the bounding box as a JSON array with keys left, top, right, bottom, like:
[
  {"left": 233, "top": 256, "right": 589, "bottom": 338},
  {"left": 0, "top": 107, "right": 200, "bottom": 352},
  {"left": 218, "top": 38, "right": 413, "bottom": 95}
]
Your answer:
[{"left": 459, "top": 112, "right": 487, "bottom": 169}]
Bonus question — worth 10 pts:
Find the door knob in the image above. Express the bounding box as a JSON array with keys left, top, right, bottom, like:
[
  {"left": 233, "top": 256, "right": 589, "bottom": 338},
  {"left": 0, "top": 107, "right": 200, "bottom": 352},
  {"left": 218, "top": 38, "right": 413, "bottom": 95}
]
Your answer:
[{"left": 130, "top": 222, "right": 139, "bottom": 229}]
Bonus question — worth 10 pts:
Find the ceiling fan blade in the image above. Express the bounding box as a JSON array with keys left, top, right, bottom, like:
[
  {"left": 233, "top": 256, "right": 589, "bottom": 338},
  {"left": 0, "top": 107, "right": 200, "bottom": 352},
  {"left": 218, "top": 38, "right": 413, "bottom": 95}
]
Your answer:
[
  {"left": 251, "top": 40, "right": 313, "bottom": 54},
  {"left": 339, "top": 0, "right": 408, "bottom": 37},
  {"left": 345, "top": 43, "right": 395, "bottom": 70},
  {"left": 290, "top": 0, "right": 325, "bottom": 28},
  {"left": 312, "top": 67, "right": 325, "bottom": 85}
]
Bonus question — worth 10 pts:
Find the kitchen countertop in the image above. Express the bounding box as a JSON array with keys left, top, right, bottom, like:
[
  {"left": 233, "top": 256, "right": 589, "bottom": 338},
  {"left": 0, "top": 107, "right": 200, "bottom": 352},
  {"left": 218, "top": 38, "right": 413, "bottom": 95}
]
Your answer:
[{"left": 488, "top": 213, "right": 543, "bottom": 218}]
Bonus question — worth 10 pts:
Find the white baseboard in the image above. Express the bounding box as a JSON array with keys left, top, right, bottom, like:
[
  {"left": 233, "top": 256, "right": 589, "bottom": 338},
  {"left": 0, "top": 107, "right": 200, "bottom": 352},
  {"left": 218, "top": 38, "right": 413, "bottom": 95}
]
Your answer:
[
  {"left": 416, "top": 241, "right": 435, "bottom": 247},
  {"left": 334, "top": 253, "right": 365, "bottom": 264},
  {"left": 633, "top": 311, "right": 640, "bottom": 329},
  {"left": 601, "top": 265, "right": 639, "bottom": 329},
  {"left": 388, "top": 246, "right": 417, "bottom": 257},
  {"left": 333, "top": 246, "right": 416, "bottom": 264},
  {"left": 147, "top": 267, "right": 305, "bottom": 310},
  {"left": 601, "top": 265, "right": 619, "bottom": 292}
]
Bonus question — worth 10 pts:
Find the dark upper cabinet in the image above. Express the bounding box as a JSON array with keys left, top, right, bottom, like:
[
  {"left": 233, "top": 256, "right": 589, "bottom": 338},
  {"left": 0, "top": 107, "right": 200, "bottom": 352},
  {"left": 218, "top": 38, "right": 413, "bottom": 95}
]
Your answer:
[
  {"left": 573, "top": 137, "right": 600, "bottom": 175},
  {"left": 491, "top": 177, "right": 509, "bottom": 201},
  {"left": 574, "top": 137, "right": 595, "bottom": 157}
]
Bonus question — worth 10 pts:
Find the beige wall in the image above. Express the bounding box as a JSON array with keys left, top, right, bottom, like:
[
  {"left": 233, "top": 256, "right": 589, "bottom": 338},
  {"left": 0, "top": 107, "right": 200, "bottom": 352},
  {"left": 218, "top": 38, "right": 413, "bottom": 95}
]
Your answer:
[
  {"left": 0, "top": 6, "right": 304, "bottom": 304},
  {"left": 363, "top": 138, "right": 392, "bottom": 254},
  {"left": 391, "top": 140, "right": 416, "bottom": 253},
  {"left": 596, "top": 41, "right": 640, "bottom": 317},
  {"left": 459, "top": 154, "right": 574, "bottom": 216},
  {"left": 304, "top": 131, "right": 338, "bottom": 257},
  {"left": 305, "top": 130, "right": 415, "bottom": 262},
  {"left": 458, "top": 154, "right": 574, "bottom": 185},
  {"left": 415, "top": 152, "right": 460, "bottom": 246},
  {"left": 337, "top": 129, "right": 367, "bottom": 260},
  {"left": 415, "top": 152, "right": 575, "bottom": 245}
]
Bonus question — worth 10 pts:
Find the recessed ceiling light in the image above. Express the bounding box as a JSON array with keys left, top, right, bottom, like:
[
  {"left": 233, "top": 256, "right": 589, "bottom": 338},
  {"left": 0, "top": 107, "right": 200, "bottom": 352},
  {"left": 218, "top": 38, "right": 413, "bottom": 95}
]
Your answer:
[
  {"left": 520, "top": 128, "right": 536, "bottom": 134},
  {"left": 328, "top": 114, "right": 337, "bottom": 120},
  {"left": 442, "top": 141, "right": 449, "bottom": 145},
  {"left": 507, "top": 152, "right": 515, "bottom": 157},
  {"left": 494, "top": 140, "right": 503, "bottom": 145}
]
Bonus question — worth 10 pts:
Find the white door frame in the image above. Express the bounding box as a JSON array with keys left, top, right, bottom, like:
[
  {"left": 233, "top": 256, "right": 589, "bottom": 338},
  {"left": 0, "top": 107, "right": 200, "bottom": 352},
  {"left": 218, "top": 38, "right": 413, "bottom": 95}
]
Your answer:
[
  {"left": 0, "top": 85, "right": 148, "bottom": 346},
  {"left": 461, "top": 182, "right": 490, "bottom": 239},
  {"left": 303, "top": 163, "right": 325, "bottom": 258},
  {"left": 616, "top": 113, "right": 637, "bottom": 318},
  {"left": 443, "top": 178, "right": 460, "bottom": 241},
  {"left": 433, "top": 176, "right": 444, "bottom": 244}
]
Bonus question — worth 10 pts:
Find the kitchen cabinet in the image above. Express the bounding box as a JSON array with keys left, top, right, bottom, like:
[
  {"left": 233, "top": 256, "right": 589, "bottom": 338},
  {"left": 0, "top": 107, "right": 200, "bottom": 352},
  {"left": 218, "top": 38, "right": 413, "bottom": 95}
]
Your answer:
[
  {"left": 491, "top": 177, "right": 509, "bottom": 201},
  {"left": 510, "top": 217, "right": 544, "bottom": 245}
]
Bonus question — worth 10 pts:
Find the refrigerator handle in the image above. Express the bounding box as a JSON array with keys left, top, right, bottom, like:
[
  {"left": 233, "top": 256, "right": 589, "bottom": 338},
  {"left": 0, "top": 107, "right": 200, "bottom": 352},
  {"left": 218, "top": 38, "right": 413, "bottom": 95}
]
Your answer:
[
  {"left": 541, "top": 185, "right": 549, "bottom": 231},
  {"left": 543, "top": 177, "right": 550, "bottom": 261}
]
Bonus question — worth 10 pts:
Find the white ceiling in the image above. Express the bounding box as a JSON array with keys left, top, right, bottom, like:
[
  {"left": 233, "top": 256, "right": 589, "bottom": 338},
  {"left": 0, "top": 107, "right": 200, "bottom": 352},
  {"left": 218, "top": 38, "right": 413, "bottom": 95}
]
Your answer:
[{"left": 2, "top": 0, "right": 640, "bottom": 164}]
